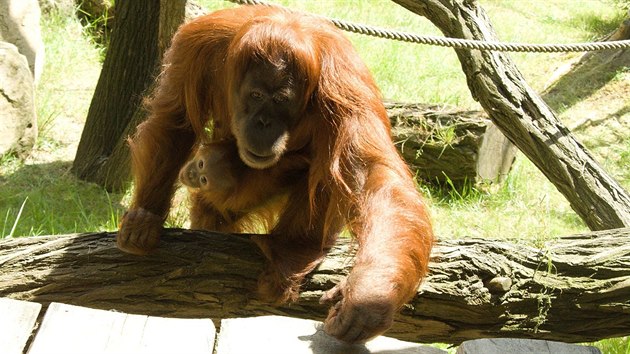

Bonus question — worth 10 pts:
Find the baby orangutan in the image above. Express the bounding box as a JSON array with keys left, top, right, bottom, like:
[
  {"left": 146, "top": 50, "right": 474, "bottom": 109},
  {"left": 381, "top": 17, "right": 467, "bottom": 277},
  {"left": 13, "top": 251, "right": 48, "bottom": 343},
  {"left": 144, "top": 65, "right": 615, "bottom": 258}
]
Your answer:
[
  {"left": 179, "top": 142, "right": 309, "bottom": 233},
  {"left": 179, "top": 143, "right": 237, "bottom": 202}
]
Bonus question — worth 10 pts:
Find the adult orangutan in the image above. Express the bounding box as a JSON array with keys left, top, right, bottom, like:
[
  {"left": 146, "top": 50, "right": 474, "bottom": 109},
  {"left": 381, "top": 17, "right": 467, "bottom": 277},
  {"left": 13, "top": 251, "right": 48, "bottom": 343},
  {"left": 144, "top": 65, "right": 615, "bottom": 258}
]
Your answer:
[{"left": 117, "top": 5, "right": 434, "bottom": 343}]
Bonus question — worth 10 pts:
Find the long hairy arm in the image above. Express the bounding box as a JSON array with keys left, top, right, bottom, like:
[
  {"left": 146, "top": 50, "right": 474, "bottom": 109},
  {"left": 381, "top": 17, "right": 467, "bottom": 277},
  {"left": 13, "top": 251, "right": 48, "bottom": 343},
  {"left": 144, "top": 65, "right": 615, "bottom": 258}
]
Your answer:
[{"left": 310, "top": 21, "right": 434, "bottom": 342}]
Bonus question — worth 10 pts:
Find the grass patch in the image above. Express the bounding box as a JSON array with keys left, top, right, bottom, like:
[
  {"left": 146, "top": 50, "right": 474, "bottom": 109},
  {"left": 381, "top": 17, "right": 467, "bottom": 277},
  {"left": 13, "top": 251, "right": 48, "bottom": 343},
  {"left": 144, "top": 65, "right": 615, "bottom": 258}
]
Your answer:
[
  {"left": 37, "top": 6, "right": 103, "bottom": 127},
  {"left": 0, "top": 159, "right": 124, "bottom": 238},
  {"left": 594, "top": 336, "right": 630, "bottom": 354},
  {"left": 431, "top": 157, "right": 585, "bottom": 244}
]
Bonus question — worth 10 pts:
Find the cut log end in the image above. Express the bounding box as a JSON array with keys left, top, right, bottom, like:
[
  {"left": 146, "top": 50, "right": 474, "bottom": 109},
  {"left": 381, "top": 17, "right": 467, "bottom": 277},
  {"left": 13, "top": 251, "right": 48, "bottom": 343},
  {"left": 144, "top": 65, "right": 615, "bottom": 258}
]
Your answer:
[{"left": 386, "top": 102, "right": 517, "bottom": 186}]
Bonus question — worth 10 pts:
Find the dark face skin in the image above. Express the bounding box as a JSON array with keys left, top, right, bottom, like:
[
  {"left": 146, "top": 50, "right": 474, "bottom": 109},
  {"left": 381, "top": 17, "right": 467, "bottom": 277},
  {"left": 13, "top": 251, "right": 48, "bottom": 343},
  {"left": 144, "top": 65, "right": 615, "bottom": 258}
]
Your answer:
[{"left": 230, "top": 61, "right": 304, "bottom": 169}]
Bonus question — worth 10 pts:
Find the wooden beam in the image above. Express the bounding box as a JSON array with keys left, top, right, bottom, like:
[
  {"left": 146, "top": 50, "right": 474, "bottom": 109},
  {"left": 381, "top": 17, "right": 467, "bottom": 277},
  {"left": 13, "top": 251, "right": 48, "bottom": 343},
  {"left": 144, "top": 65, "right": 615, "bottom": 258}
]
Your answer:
[
  {"left": 27, "top": 302, "right": 215, "bottom": 354},
  {"left": 0, "top": 298, "right": 41, "bottom": 354}
]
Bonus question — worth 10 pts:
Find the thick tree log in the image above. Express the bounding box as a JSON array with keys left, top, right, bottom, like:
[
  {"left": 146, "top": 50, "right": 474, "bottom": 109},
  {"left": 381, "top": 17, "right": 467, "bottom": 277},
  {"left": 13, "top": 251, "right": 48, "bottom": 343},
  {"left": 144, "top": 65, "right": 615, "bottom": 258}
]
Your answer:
[
  {"left": 1, "top": 228, "right": 629, "bottom": 344},
  {"left": 391, "top": 0, "right": 630, "bottom": 230},
  {"left": 387, "top": 102, "right": 517, "bottom": 184}
]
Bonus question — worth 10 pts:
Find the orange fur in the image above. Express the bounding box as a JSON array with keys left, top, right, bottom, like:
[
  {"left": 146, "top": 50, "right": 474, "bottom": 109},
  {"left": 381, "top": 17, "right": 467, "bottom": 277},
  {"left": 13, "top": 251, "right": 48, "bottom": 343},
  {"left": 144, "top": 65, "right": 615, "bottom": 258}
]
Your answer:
[{"left": 117, "top": 5, "right": 434, "bottom": 343}]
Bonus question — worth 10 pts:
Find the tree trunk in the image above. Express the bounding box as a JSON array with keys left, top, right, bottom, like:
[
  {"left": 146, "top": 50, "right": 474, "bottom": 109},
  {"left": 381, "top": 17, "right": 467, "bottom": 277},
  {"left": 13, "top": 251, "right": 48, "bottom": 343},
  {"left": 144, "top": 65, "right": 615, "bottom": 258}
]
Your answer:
[
  {"left": 387, "top": 102, "right": 517, "bottom": 185},
  {"left": 390, "top": 0, "right": 630, "bottom": 230},
  {"left": 71, "top": 0, "right": 186, "bottom": 192},
  {"left": 1, "top": 228, "right": 628, "bottom": 344}
]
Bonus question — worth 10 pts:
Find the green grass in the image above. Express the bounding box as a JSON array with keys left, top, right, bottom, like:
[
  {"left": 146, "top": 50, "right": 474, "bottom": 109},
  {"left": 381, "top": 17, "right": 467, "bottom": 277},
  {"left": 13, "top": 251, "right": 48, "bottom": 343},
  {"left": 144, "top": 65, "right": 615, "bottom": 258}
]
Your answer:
[
  {"left": 595, "top": 337, "right": 630, "bottom": 354},
  {"left": 37, "top": 8, "right": 103, "bottom": 131},
  {"left": 0, "top": 6, "right": 121, "bottom": 238},
  {"left": 0, "top": 157, "right": 122, "bottom": 237},
  {"left": 1, "top": 1, "right": 629, "bottom": 351},
  {"left": 424, "top": 156, "right": 586, "bottom": 244}
]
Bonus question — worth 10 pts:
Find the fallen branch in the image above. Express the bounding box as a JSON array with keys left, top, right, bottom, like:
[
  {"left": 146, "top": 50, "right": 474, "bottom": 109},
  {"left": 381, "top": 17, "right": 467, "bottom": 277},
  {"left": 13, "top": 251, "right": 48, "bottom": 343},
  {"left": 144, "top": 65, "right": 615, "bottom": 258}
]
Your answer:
[{"left": 1, "top": 228, "right": 628, "bottom": 344}]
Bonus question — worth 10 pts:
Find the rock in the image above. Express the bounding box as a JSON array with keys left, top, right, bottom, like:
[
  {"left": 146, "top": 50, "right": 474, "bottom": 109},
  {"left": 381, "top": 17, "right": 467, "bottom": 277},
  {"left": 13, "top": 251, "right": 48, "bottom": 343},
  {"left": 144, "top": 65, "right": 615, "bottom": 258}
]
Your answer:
[
  {"left": 0, "top": 0, "right": 45, "bottom": 83},
  {"left": 0, "top": 42, "right": 38, "bottom": 157}
]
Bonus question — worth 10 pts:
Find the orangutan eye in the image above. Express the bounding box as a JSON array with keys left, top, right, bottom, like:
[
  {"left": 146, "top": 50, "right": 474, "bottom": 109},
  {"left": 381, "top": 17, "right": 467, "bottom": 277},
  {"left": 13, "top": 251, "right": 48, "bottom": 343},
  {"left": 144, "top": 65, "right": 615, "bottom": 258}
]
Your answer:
[
  {"left": 200, "top": 176, "right": 208, "bottom": 185},
  {"left": 250, "top": 90, "right": 264, "bottom": 100},
  {"left": 198, "top": 159, "right": 204, "bottom": 169}
]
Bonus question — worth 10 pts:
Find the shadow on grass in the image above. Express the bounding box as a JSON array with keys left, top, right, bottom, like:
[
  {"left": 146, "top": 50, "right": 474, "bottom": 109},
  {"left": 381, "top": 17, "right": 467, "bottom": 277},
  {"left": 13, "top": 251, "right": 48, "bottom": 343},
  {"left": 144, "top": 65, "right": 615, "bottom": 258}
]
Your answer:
[
  {"left": 560, "top": 11, "right": 625, "bottom": 37},
  {"left": 543, "top": 48, "right": 630, "bottom": 113},
  {"left": 0, "top": 160, "right": 127, "bottom": 237}
]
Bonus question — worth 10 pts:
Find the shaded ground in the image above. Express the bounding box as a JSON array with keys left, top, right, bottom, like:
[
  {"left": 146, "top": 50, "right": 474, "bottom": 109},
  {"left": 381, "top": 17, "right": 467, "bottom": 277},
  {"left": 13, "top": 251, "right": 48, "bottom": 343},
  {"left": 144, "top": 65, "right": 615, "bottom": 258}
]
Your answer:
[{"left": 543, "top": 45, "right": 630, "bottom": 186}]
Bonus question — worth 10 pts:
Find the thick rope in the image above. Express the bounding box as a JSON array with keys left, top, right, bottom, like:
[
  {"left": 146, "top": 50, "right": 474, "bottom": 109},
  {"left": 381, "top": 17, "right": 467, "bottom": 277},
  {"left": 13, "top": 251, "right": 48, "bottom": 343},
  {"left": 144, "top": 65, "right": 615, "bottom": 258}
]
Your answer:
[{"left": 226, "top": 0, "right": 630, "bottom": 53}]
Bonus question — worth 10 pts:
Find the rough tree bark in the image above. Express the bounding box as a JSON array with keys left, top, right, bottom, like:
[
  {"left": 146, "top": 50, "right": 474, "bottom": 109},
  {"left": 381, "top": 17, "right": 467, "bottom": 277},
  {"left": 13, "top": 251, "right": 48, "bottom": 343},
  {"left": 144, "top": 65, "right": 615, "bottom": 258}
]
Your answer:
[
  {"left": 1, "top": 228, "right": 628, "bottom": 344},
  {"left": 71, "top": 0, "right": 186, "bottom": 192},
  {"left": 390, "top": 0, "right": 630, "bottom": 230}
]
